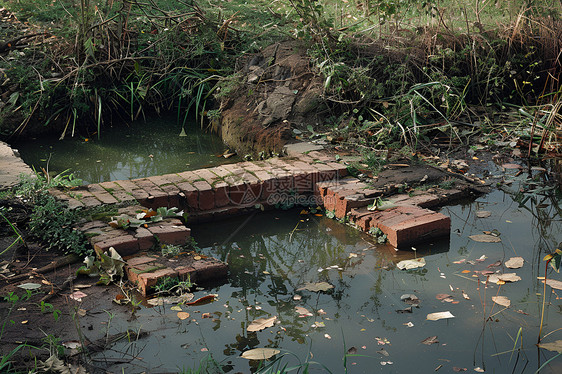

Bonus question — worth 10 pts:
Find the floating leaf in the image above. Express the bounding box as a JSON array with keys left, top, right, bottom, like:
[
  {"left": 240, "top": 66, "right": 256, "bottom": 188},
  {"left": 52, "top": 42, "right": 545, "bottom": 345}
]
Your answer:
[
  {"left": 241, "top": 348, "right": 280, "bottom": 360},
  {"left": 436, "top": 294, "right": 452, "bottom": 300},
  {"left": 462, "top": 291, "right": 470, "bottom": 300},
  {"left": 377, "top": 348, "right": 389, "bottom": 356},
  {"left": 426, "top": 311, "right": 455, "bottom": 321},
  {"left": 469, "top": 234, "right": 501, "bottom": 243},
  {"left": 453, "top": 367, "right": 467, "bottom": 372},
  {"left": 247, "top": 316, "right": 277, "bottom": 332},
  {"left": 17, "top": 283, "right": 42, "bottom": 290},
  {"left": 474, "top": 367, "right": 485, "bottom": 372},
  {"left": 488, "top": 273, "right": 521, "bottom": 284},
  {"left": 297, "top": 282, "right": 334, "bottom": 292},
  {"left": 324, "top": 333, "right": 332, "bottom": 339},
  {"left": 421, "top": 336, "right": 439, "bottom": 345},
  {"left": 177, "top": 311, "right": 190, "bottom": 320},
  {"left": 293, "top": 295, "right": 302, "bottom": 301},
  {"left": 396, "top": 258, "right": 426, "bottom": 270},
  {"left": 171, "top": 306, "right": 182, "bottom": 311},
  {"left": 347, "top": 346, "right": 357, "bottom": 355},
  {"left": 400, "top": 294, "right": 420, "bottom": 306},
  {"left": 295, "top": 306, "right": 313, "bottom": 317},
  {"left": 487, "top": 260, "right": 502, "bottom": 268},
  {"left": 492, "top": 296, "right": 511, "bottom": 307},
  {"left": 476, "top": 211, "right": 492, "bottom": 218},
  {"left": 543, "top": 279, "right": 562, "bottom": 290},
  {"left": 537, "top": 340, "right": 562, "bottom": 353},
  {"left": 185, "top": 294, "right": 218, "bottom": 306},
  {"left": 505, "top": 257, "right": 524, "bottom": 269}
]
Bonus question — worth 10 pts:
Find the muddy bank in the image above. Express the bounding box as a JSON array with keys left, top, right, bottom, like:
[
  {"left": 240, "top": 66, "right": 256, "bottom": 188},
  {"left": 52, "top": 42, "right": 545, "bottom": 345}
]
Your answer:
[{"left": 217, "top": 41, "right": 326, "bottom": 156}]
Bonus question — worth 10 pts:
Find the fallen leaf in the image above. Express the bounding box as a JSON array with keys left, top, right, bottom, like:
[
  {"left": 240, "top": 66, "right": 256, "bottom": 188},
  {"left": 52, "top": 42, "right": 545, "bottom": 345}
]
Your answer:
[
  {"left": 476, "top": 211, "right": 492, "bottom": 218},
  {"left": 177, "top": 311, "right": 190, "bottom": 320},
  {"left": 461, "top": 270, "right": 471, "bottom": 273},
  {"left": 324, "top": 333, "right": 332, "bottom": 339},
  {"left": 492, "top": 296, "right": 511, "bottom": 307},
  {"left": 400, "top": 294, "right": 420, "bottom": 306},
  {"left": 21, "top": 320, "right": 28, "bottom": 324},
  {"left": 421, "top": 336, "right": 439, "bottom": 345},
  {"left": 543, "top": 279, "right": 562, "bottom": 290},
  {"left": 487, "top": 260, "right": 502, "bottom": 268},
  {"left": 69, "top": 291, "right": 88, "bottom": 301},
  {"left": 171, "top": 306, "right": 182, "bottom": 311},
  {"left": 77, "top": 308, "right": 87, "bottom": 317},
  {"left": 537, "top": 340, "right": 562, "bottom": 353},
  {"left": 453, "top": 367, "right": 467, "bottom": 372},
  {"left": 404, "top": 321, "right": 414, "bottom": 327},
  {"left": 502, "top": 163, "right": 522, "bottom": 169},
  {"left": 185, "top": 294, "right": 218, "bottom": 306},
  {"left": 436, "top": 294, "right": 452, "bottom": 300},
  {"left": 474, "top": 367, "right": 485, "bottom": 372},
  {"left": 202, "top": 312, "right": 212, "bottom": 318},
  {"left": 347, "top": 346, "right": 357, "bottom": 355},
  {"left": 426, "top": 311, "right": 455, "bottom": 321},
  {"left": 295, "top": 306, "right": 313, "bottom": 317},
  {"left": 505, "top": 257, "right": 524, "bottom": 269},
  {"left": 17, "top": 283, "right": 42, "bottom": 290},
  {"left": 488, "top": 273, "right": 521, "bottom": 283},
  {"left": 377, "top": 348, "right": 389, "bottom": 356},
  {"left": 396, "top": 307, "right": 413, "bottom": 313},
  {"left": 241, "top": 348, "right": 280, "bottom": 360},
  {"left": 462, "top": 291, "right": 470, "bottom": 300},
  {"left": 297, "top": 282, "right": 334, "bottom": 292},
  {"left": 375, "top": 337, "right": 390, "bottom": 345},
  {"left": 469, "top": 234, "right": 501, "bottom": 243},
  {"left": 396, "top": 258, "right": 426, "bottom": 270},
  {"left": 62, "top": 341, "right": 81, "bottom": 349},
  {"left": 247, "top": 316, "right": 277, "bottom": 332}
]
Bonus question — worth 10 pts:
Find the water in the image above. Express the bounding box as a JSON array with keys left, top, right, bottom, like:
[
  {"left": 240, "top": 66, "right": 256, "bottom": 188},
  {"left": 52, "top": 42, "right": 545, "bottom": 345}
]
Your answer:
[
  {"left": 13, "top": 116, "right": 238, "bottom": 184},
  {"left": 94, "top": 174, "right": 562, "bottom": 373}
]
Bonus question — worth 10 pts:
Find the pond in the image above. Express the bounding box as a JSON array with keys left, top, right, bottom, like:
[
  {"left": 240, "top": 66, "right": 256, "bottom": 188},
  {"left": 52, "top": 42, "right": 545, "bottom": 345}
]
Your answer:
[
  {"left": 92, "top": 166, "right": 562, "bottom": 373},
  {"left": 12, "top": 116, "right": 238, "bottom": 185}
]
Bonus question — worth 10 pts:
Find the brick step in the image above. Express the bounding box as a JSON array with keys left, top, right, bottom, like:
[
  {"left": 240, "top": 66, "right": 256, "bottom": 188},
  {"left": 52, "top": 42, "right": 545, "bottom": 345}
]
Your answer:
[{"left": 125, "top": 253, "right": 228, "bottom": 296}]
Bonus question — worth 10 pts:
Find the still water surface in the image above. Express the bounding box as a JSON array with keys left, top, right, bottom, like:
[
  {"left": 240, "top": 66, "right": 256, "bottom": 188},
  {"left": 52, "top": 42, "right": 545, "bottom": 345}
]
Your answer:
[
  {"left": 95, "top": 176, "right": 562, "bottom": 373},
  {"left": 13, "top": 116, "right": 236, "bottom": 184}
]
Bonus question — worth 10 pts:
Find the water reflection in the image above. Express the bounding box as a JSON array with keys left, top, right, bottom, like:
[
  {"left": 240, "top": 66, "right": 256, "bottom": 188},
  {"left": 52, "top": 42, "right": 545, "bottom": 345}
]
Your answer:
[{"left": 13, "top": 115, "right": 238, "bottom": 184}]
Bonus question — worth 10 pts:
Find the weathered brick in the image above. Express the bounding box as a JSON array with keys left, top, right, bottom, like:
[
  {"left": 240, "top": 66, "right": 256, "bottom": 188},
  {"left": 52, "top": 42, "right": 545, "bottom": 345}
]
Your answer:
[
  {"left": 176, "top": 182, "right": 198, "bottom": 210},
  {"left": 147, "top": 225, "right": 191, "bottom": 245},
  {"left": 136, "top": 268, "right": 178, "bottom": 296},
  {"left": 370, "top": 206, "right": 451, "bottom": 248},
  {"left": 193, "top": 180, "right": 214, "bottom": 210},
  {"left": 134, "top": 227, "right": 155, "bottom": 250},
  {"left": 190, "top": 261, "right": 228, "bottom": 282},
  {"left": 213, "top": 181, "right": 230, "bottom": 207},
  {"left": 94, "top": 235, "right": 140, "bottom": 258}
]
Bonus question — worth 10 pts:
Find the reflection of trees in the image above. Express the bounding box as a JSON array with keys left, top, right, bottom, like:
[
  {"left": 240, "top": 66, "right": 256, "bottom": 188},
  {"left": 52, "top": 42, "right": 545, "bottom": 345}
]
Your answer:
[
  {"left": 196, "top": 212, "right": 386, "bottom": 363},
  {"left": 14, "top": 119, "right": 235, "bottom": 184}
]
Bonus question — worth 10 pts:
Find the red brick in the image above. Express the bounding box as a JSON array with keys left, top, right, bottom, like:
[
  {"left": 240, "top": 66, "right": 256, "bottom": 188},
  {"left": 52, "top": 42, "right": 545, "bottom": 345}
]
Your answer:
[
  {"left": 89, "top": 190, "right": 119, "bottom": 204},
  {"left": 134, "top": 227, "right": 155, "bottom": 250},
  {"left": 136, "top": 268, "right": 178, "bottom": 296},
  {"left": 177, "top": 171, "right": 199, "bottom": 183},
  {"left": 190, "top": 261, "right": 228, "bottom": 282},
  {"left": 370, "top": 206, "right": 451, "bottom": 248},
  {"left": 213, "top": 181, "right": 230, "bottom": 207},
  {"left": 193, "top": 180, "right": 214, "bottom": 210},
  {"left": 176, "top": 265, "right": 196, "bottom": 281},
  {"left": 335, "top": 193, "right": 375, "bottom": 219},
  {"left": 147, "top": 225, "right": 191, "bottom": 245},
  {"left": 127, "top": 255, "right": 158, "bottom": 267},
  {"left": 160, "top": 184, "right": 181, "bottom": 207},
  {"left": 176, "top": 182, "right": 198, "bottom": 210},
  {"left": 94, "top": 235, "right": 139, "bottom": 258}
]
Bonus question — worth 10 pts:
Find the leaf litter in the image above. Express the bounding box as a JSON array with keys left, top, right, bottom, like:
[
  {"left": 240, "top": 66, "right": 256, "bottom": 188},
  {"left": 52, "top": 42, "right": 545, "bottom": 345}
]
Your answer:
[
  {"left": 247, "top": 316, "right": 277, "bottom": 332},
  {"left": 426, "top": 311, "right": 455, "bottom": 321},
  {"left": 297, "top": 281, "right": 334, "bottom": 292},
  {"left": 396, "top": 258, "right": 426, "bottom": 270},
  {"left": 241, "top": 348, "right": 280, "bottom": 360},
  {"left": 491, "top": 296, "right": 511, "bottom": 308},
  {"left": 505, "top": 257, "right": 524, "bottom": 269}
]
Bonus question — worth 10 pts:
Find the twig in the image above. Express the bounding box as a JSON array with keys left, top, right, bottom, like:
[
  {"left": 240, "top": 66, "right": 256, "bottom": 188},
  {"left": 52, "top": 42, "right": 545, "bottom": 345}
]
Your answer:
[{"left": 6, "top": 254, "right": 81, "bottom": 283}]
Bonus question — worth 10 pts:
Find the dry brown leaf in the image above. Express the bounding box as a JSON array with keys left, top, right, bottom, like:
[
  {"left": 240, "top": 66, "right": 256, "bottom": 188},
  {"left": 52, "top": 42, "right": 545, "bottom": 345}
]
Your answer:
[
  {"left": 241, "top": 348, "right": 280, "bottom": 360},
  {"left": 247, "top": 316, "right": 277, "bottom": 332},
  {"left": 295, "top": 306, "right": 313, "bottom": 316},
  {"left": 544, "top": 279, "right": 562, "bottom": 290},
  {"left": 426, "top": 311, "right": 455, "bottom": 321},
  {"left": 505, "top": 257, "right": 524, "bottom": 269},
  {"left": 177, "top": 312, "right": 190, "bottom": 320},
  {"left": 476, "top": 211, "right": 492, "bottom": 218},
  {"left": 297, "top": 282, "right": 334, "bottom": 292},
  {"left": 421, "top": 336, "right": 439, "bottom": 345},
  {"left": 469, "top": 234, "right": 501, "bottom": 243},
  {"left": 492, "top": 296, "right": 511, "bottom": 308},
  {"left": 537, "top": 340, "right": 562, "bottom": 353},
  {"left": 488, "top": 273, "right": 521, "bottom": 284}
]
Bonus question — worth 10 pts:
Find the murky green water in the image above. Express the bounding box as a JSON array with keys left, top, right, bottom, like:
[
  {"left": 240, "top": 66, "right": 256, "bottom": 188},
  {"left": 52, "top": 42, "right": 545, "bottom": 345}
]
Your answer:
[
  {"left": 93, "top": 167, "right": 562, "bottom": 373},
  {"left": 13, "top": 116, "right": 238, "bottom": 185}
]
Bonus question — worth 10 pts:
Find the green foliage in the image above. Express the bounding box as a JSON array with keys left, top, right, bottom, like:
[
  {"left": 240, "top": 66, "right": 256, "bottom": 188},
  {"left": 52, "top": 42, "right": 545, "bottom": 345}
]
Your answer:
[
  {"left": 154, "top": 275, "right": 193, "bottom": 295},
  {"left": 28, "top": 194, "right": 91, "bottom": 256}
]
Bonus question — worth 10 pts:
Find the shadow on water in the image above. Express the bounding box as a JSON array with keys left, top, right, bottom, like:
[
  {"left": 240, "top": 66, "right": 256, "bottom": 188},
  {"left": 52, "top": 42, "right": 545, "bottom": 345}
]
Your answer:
[{"left": 12, "top": 115, "right": 238, "bottom": 184}]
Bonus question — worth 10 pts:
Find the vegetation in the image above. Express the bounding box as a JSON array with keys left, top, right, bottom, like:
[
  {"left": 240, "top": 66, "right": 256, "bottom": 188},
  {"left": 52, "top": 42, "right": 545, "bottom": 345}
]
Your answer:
[{"left": 0, "top": 0, "right": 559, "bottom": 160}]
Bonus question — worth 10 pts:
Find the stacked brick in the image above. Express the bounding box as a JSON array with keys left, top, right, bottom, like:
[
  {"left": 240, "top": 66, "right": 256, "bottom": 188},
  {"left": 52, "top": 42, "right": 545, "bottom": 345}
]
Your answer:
[{"left": 49, "top": 155, "right": 348, "bottom": 222}]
